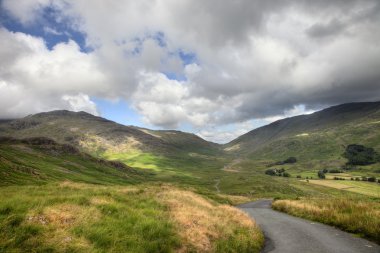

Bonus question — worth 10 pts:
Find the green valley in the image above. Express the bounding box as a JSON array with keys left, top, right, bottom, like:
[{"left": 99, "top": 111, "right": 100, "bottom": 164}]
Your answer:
[{"left": 1, "top": 101, "right": 380, "bottom": 251}]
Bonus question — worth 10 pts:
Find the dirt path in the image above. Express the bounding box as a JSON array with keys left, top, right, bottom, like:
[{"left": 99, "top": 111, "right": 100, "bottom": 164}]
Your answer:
[
  {"left": 214, "top": 179, "right": 220, "bottom": 193},
  {"left": 222, "top": 159, "right": 242, "bottom": 172}
]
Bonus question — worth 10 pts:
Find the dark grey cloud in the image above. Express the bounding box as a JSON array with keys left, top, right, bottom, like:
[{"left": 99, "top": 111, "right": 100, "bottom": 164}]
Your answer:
[
  {"left": 306, "top": 19, "right": 346, "bottom": 38},
  {"left": 1, "top": 0, "right": 380, "bottom": 141}
]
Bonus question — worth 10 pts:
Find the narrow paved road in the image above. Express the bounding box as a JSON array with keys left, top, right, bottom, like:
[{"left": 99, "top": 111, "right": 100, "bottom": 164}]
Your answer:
[{"left": 239, "top": 200, "right": 380, "bottom": 253}]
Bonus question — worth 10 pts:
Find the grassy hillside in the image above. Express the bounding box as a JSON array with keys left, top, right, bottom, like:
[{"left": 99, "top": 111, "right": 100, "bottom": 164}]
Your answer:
[
  {"left": 225, "top": 102, "right": 380, "bottom": 161},
  {"left": 0, "top": 137, "right": 144, "bottom": 186},
  {"left": 1, "top": 104, "right": 379, "bottom": 199},
  {"left": 0, "top": 183, "right": 263, "bottom": 252},
  {"left": 1, "top": 103, "right": 380, "bottom": 251},
  {"left": 0, "top": 110, "right": 222, "bottom": 159}
]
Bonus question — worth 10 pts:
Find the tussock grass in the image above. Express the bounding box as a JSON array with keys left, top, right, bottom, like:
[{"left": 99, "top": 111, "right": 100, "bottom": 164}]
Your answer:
[
  {"left": 159, "top": 186, "right": 263, "bottom": 252},
  {"left": 272, "top": 197, "right": 380, "bottom": 243},
  {"left": 0, "top": 183, "right": 263, "bottom": 252}
]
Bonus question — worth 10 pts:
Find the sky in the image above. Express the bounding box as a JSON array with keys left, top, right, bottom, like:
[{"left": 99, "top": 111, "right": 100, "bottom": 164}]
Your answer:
[{"left": 0, "top": 0, "right": 380, "bottom": 143}]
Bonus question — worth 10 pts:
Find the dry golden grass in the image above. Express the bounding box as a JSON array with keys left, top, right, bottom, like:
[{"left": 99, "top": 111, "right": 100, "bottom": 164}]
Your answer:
[
  {"left": 90, "top": 197, "right": 114, "bottom": 205},
  {"left": 79, "top": 134, "right": 142, "bottom": 154},
  {"left": 27, "top": 203, "right": 100, "bottom": 252},
  {"left": 117, "top": 186, "right": 140, "bottom": 194},
  {"left": 1, "top": 182, "right": 262, "bottom": 252},
  {"left": 157, "top": 186, "right": 263, "bottom": 252},
  {"left": 59, "top": 181, "right": 92, "bottom": 189},
  {"left": 273, "top": 198, "right": 380, "bottom": 243},
  {"left": 217, "top": 194, "right": 252, "bottom": 205}
]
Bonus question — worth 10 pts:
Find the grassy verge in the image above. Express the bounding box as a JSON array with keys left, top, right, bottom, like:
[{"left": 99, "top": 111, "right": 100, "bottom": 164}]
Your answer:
[
  {"left": 272, "top": 197, "right": 380, "bottom": 244},
  {"left": 0, "top": 182, "right": 263, "bottom": 252}
]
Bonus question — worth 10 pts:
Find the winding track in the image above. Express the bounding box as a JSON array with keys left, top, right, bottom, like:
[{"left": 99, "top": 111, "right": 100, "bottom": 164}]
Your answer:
[{"left": 239, "top": 200, "right": 380, "bottom": 253}]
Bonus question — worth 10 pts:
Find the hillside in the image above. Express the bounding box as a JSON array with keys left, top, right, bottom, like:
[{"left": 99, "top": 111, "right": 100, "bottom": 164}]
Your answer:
[
  {"left": 0, "top": 111, "right": 222, "bottom": 164},
  {"left": 0, "top": 137, "right": 144, "bottom": 186},
  {"left": 1, "top": 102, "right": 379, "bottom": 198},
  {"left": 225, "top": 102, "right": 380, "bottom": 162}
]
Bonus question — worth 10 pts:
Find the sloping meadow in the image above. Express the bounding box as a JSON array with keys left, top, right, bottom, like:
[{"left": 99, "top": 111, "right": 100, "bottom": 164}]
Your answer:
[{"left": 0, "top": 182, "right": 263, "bottom": 252}]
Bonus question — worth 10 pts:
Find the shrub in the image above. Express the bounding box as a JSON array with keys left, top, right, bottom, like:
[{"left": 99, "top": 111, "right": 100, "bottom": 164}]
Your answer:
[
  {"left": 328, "top": 169, "right": 343, "bottom": 173},
  {"left": 341, "top": 164, "right": 357, "bottom": 171},
  {"left": 283, "top": 172, "right": 291, "bottom": 177},
  {"left": 322, "top": 169, "right": 328, "bottom": 173},
  {"left": 368, "top": 177, "right": 376, "bottom": 182},
  {"left": 283, "top": 157, "right": 297, "bottom": 164},
  {"left": 296, "top": 175, "right": 301, "bottom": 179},
  {"left": 317, "top": 170, "right": 325, "bottom": 179},
  {"left": 265, "top": 169, "right": 277, "bottom": 176},
  {"left": 343, "top": 144, "right": 379, "bottom": 165}
]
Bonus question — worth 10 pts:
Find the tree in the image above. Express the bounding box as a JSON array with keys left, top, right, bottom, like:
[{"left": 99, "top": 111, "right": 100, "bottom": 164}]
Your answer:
[
  {"left": 344, "top": 144, "right": 379, "bottom": 165},
  {"left": 284, "top": 157, "right": 297, "bottom": 164},
  {"left": 368, "top": 177, "right": 376, "bottom": 182},
  {"left": 265, "top": 169, "right": 277, "bottom": 176},
  {"left": 318, "top": 170, "right": 325, "bottom": 179}
]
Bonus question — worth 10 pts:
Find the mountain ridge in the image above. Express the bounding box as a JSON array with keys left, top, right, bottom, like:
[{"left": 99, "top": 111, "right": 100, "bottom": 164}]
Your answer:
[
  {"left": 0, "top": 109, "right": 223, "bottom": 159},
  {"left": 225, "top": 101, "right": 380, "bottom": 161},
  {"left": 1, "top": 101, "right": 380, "bottom": 163}
]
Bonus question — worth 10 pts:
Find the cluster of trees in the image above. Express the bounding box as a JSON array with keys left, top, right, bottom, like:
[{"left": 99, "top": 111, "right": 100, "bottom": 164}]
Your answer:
[
  {"left": 265, "top": 168, "right": 291, "bottom": 177},
  {"left": 318, "top": 170, "right": 326, "bottom": 179},
  {"left": 268, "top": 157, "right": 297, "bottom": 167},
  {"left": 351, "top": 176, "right": 379, "bottom": 183},
  {"left": 317, "top": 168, "right": 343, "bottom": 179},
  {"left": 317, "top": 169, "right": 379, "bottom": 183},
  {"left": 343, "top": 144, "right": 379, "bottom": 165}
]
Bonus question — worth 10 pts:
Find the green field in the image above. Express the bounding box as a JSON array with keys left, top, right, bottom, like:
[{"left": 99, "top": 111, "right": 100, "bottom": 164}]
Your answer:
[{"left": 306, "top": 179, "right": 380, "bottom": 197}]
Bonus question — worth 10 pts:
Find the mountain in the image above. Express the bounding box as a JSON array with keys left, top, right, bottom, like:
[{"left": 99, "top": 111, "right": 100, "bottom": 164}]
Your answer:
[
  {"left": 225, "top": 102, "right": 380, "bottom": 162},
  {"left": 2, "top": 101, "right": 380, "bottom": 173},
  {"left": 0, "top": 110, "right": 221, "bottom": 159}
]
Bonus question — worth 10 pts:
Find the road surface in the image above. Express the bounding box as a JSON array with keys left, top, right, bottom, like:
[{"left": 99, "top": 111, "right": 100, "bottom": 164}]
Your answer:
[{"left": 239, "top": 200, "right": 380, "bottom": 253}]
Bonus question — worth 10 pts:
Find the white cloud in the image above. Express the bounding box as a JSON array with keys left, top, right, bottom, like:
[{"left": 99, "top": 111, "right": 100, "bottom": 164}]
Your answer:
[
  {"left": 61, "top": 93, "right": 98, "bottom": 115},
  {"left": 197, "top": 121, "right": 257, "bottom": 143},
  {"left": 132, "top": 72, "right": 215, "bottom": 128},
  {"left": 1, "top": 0, "right": 380, "bottom": 139},
  {"left": 0, "top": 28, "right": 103, "bottom": 118}
]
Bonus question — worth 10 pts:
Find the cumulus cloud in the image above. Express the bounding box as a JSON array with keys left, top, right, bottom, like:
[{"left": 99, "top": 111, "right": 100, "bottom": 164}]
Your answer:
[
  {"left": 1, "top": 0, "right": 380, "bottom": 142},
  {"left": 0, "top": 28, "right": 104, "bottom": 118},
  {"left": 61, "top": 93, "right": 98, "bottom": 116}
]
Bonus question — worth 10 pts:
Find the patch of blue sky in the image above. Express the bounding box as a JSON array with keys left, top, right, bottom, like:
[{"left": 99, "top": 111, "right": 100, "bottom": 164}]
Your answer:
[
  {"left": 152, "top": 31, "right": 166, "bottom": 47},
  {"left": 0, "top": 4, "right": 90, "bottom": 52},
  {"left": 162, "top": 71, "right": 187, "bottom": 81},
  {"left": 178, "top": 50, "right": 197, "bottom": 66},
  {"left": 92, "top": 97, "right": 144, "bottom": 127}
]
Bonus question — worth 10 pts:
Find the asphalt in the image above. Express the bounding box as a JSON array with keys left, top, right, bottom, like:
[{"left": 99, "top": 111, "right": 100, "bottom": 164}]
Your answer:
[{"left": 239, "top": 200, "right": 380, "bottom": 253}]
